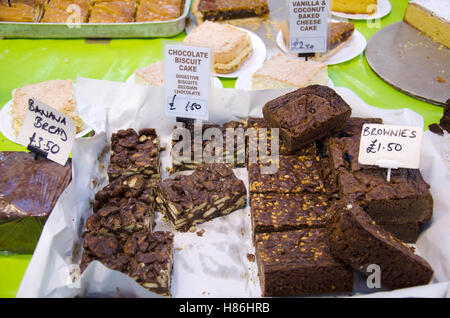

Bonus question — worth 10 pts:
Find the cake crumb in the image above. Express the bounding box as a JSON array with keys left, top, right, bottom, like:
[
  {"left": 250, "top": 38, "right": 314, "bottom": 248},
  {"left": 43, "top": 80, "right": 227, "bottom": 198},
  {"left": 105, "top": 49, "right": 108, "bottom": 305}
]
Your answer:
[
  {"left": 247, "top": 253, "right": 255, "bottom": 262},
  {"left": 196, "top": 229, "right": 205, "bottom": 237},
  {"left": 437, "top": 76, "right": 446, "bottom": 83}
]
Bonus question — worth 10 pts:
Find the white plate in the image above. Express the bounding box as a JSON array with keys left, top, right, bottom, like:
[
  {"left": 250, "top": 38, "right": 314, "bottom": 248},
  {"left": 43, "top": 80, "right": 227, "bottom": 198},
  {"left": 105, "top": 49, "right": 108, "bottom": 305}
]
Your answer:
[
  {"left": 276, "top": 29, "right": 367, "bottom": 65},
  {"left": 185, "top": 23, "right": 267, "bottom": 78},
  {"left": 234, "top": 70, "right": 334, "bottom": 90},
  {"left": 126, "top": 73, "right": 223, "bottom": 88},
  {"left": 331, "top": 0, "right": 392, "bottom": 20},
  {"left": 0, "top": 100, "right": 91, "bottom": 144}
]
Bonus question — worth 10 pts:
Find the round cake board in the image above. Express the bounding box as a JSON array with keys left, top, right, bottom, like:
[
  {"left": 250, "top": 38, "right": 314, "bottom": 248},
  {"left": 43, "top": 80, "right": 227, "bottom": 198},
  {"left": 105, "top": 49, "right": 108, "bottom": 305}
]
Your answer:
[{"left": 366, "top": 21, "right": 450, "bottom": 107}]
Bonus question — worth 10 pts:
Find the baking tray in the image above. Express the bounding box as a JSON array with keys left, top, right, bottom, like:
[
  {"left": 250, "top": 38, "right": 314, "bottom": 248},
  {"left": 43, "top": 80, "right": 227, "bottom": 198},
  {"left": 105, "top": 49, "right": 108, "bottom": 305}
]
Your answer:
[
  {"left": 0, "top": 2, "right": 190, "bottom": 38},
  {"left": 366, "top": 21, "right": 450, "bottom": 107}
]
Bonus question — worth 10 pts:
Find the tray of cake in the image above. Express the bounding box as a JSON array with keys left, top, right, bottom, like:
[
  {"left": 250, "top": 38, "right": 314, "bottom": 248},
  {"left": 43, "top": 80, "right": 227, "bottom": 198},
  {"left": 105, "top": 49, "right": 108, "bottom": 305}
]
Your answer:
[
  {"left": 12, "top": 77, "right": 450, "bottom": 297},
  {"left": 0, "top": 0, "right": 189, "bottom": 38}
]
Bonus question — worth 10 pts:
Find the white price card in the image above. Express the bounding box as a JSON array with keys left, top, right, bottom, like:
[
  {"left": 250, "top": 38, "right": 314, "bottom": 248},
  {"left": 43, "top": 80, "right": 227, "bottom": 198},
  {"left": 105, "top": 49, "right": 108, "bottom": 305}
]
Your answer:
[
  {"left": 16, "top": 98, "right": 76, "bottom": 166},
  {"left": 289, "top": 0, "right": 329, "bottom": 53},
  {"left": 164, "top": 43, "right": 211, "bottom": 120},
  {"left": 358, "top": 124, "right": 424, "bottom": 169}
]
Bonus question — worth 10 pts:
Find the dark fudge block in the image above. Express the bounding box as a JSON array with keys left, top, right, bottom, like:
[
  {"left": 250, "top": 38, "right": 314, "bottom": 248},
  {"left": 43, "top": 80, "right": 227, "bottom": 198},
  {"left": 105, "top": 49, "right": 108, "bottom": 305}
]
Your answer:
[
  {"left": 124, "top": 231, "right": 174, "bottom": 296},
  {"left": 80, "top": 230, "right": 174, "bottom": 296},
  {"left": 108, "top": 128, "right": 161, "bottom": 181},
  {"left": 156, "top": 163, "right": 247, "bottom": 232},
  {"left": 0, "top": 152, "right": 72, "bottom": 253},
  {"left": 379, "top": 222, "right": 419, "bottom": 243},
  {"left": 248, "top": 153, "right": 325, "bottom": 194},
  {"left": 439, "top": 98, "right": 450, "bottom": 133},
  {"left": 338, "top": 169, "right": 433, "bottom": 225},
  {"left": 250, "top": 193, "right": 327, "bottom": 235},
  {"left": 255, "top": 229, "right": 353, "bottom": 297},
  {"left": 171, "top": 120, "right": 246, "bottom": 172},
  {"left": 327, "top": 200, "right": 433, "bottom": 290},
  {"left": 262, "top": 85, "right": 352, "bottom": 152},
  {"left": 197, "top": 0, "right": 269, "bottom": 22},
  {"left": 88, "top": 175, "right": 156, "bottom": 234}
]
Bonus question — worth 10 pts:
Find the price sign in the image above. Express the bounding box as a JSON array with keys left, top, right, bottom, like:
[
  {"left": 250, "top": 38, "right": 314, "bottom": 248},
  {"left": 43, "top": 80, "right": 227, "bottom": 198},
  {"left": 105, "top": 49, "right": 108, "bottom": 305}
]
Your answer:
[
  {"left": 165, "top": 43, "right": 211, "bottom": 120},
  {"left": 289, "top": 0, "right": 329, "bottom": 53},
  {"left": 358, "top": 124, "right": 424, "bottom": 170},
  {"left": 16, "top": 98, "right": 76, "bottom": 166}
]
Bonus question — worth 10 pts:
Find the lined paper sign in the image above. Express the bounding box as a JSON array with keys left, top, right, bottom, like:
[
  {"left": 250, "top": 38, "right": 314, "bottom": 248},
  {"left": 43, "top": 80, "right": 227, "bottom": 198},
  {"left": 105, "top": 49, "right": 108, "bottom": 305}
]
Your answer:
[
  {"left": 16, "top": 98, "right": 76, "bottom": 166},
  {"left": 358, "top": 124, "right": 424, "bottom": 169}
]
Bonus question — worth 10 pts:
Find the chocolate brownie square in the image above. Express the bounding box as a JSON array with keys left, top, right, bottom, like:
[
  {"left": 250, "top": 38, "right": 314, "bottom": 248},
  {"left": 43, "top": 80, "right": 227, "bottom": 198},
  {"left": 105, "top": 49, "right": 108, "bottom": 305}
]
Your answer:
[
  {"left": 262, "top": 85, "right": 352, "bottom": 152},
  {"left": 156, "top": 163, "right": 247, "bottom": 232},
  {"left": 250, "top": 193, "right": 328, "bottom": 235},
  {"left": 248, "top": 153, "right": 325, "bottom": 194},
  {"left": 327, "top": 200, "right": 433, "bottom": 290},
  {"left": 255, "top": 229, "right": 353, "bottom": 296}
]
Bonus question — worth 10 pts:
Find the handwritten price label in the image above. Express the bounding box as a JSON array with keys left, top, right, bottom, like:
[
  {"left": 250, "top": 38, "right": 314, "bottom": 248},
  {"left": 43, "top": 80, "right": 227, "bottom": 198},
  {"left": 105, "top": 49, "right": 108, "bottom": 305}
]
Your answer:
[
  {"left": 164, "top": 43, "right": 211, "bottom": 120},
  {"left": 16, "top": 98, "right": 76, "bottom": 166},
  {"left": 358, "top": 124, "right": 424, "bottom": 169},
  {"left": 289, "top": 0, "right": 329, "bottom": 53}
]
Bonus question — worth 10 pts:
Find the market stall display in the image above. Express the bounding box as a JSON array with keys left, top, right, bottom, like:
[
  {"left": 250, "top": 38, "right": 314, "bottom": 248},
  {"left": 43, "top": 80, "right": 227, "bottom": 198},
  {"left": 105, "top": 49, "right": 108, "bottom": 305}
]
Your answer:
[{"left": 0, "top": 0, "right": 449, "bottom": 299}]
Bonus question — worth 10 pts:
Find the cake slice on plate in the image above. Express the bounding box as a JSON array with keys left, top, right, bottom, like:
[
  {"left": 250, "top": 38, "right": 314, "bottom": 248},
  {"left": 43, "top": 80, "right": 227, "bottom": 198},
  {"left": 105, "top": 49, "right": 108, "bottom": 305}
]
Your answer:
[
  {"left": 404, "top": 0, "right": 450, "bottom": 48},
  {"left": 332, "top": 0, "right": 377, "bottom": 15},
  {"left": 183, "top": 21, "right": 253, "bottom": 74},
  {"left": 251, "top": 54, "right": 328, "bottom": 90}
]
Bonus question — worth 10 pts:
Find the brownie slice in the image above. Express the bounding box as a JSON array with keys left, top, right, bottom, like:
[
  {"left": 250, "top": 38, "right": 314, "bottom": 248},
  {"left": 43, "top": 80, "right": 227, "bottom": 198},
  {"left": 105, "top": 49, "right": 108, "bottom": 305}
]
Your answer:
[
  {"left": 196, "top": 0, "right": 269, "bottom": 22},
  {"left": 124, "top": 231, "right": 174, "bottom": 297},
  {"left": 262, "top": 85, "right": 352, "bottom": 152},
  {"left": 338, "top": 169, "right": 433, "bottom": 225},
  {"left": 156, "top": 163, "right": 247, "bottom": 232},
  {"left": 439, "top": 98, "right": 450, "bottom": 133},
  {"left": 248, "top": 153, "right": 325, "bottom": 194},
  {"left": 255, "top": 229, "right": 353, "bottom": 296},
  {"left": 108, "top": 128, "right": 161, "bottom": 181},
  {"left": 250, "top": 193, "right": 328, "bottom": 236},
  {"left": 327, "top": 200, "right": 433, "bottom": 290}
]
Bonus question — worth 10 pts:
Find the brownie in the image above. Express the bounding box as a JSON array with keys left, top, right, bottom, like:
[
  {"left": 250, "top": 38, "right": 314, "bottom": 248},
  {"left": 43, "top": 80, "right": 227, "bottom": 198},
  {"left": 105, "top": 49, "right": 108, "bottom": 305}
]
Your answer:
[
  {"left": 245, "top": 117, "right": 294, "bottom": 161},
  {"left": 108, "top": 128, "right": 161, "bottom": 181},
  {"left": 255, "top": 229, "right": 353, "bottom": 296},
  {"left": 428, "top": 123, "right": 444, "bottom": 136},
  {"left": 378, "top": 222, "right": 419, "bottom": 243},
  {"left": 156, "top": 163, "right": 247, "bottom": 232},
  {"left": 250, "top": 193, "right": 328, "bottom": 235},
  {"left": 87, "top": 175, "right": 156, "bottom": 235},
  {"left": 337, "top": 169, "right": 433, "bottom": 225},
  {"left": 171, "top": 120, "right": 246, "bottom": 172},
  {"left": 124, "top": 231, "right": 174, "bottom": 296},
  {"left": 197, "top": 0, "right": 269, "bottom": 22},
  {"left": 327, "top": 200, "right": 433, "bottom": 290},
  {"left": 248, "top": 153, "right": 325, "bottom": 194},
  {"left": 439, "top": 98, "right": 450, "bottom": 133},
  {"left": 80, "top": 230, "right": 174, "bottom": 297},
  {"left": 0, "top": 152, "right": 72, "bottom": 253},
  {"left": 262, "top": 85, "right": 352, "bottom": 152}
]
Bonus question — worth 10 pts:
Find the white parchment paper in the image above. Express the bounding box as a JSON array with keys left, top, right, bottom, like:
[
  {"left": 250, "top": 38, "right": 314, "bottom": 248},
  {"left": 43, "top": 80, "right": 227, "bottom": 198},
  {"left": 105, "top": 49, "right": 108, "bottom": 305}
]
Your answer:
[{"left": 17, "top": 78, "right": 450, "bottom": 298}]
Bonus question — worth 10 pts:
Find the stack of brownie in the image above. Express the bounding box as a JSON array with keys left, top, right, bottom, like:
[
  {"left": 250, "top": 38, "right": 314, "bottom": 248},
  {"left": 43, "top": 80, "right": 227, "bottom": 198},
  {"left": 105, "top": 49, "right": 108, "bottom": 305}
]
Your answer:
[
  {"left": 251, "top": 85, "right": 434, "bottom": 296},
  {"left": 80, "top": 128, "right": 174, "bottom": 297},
  {"left": 250, "top": 85, "right": 355, "bottom": 296}
]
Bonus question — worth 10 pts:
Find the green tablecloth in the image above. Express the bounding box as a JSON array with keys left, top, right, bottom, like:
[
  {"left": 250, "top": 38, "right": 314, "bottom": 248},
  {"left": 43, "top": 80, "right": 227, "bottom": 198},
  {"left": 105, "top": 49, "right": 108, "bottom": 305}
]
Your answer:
[{"left": 0, "top": 0, "right": 444, "bottom": 297}]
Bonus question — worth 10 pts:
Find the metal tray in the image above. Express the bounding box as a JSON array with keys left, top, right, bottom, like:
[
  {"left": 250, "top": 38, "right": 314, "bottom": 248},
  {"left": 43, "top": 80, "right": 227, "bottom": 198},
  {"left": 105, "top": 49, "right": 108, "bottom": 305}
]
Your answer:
[
  {"left": 0, "top": 2, "right": 190, "bottom": 38},
  {"left": 366, "top": 21, "right": 450, "bottom": 107}
]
